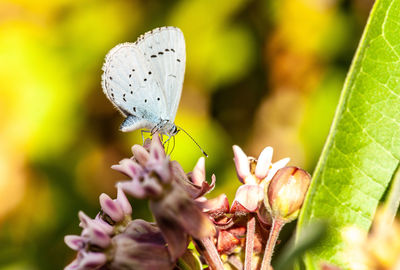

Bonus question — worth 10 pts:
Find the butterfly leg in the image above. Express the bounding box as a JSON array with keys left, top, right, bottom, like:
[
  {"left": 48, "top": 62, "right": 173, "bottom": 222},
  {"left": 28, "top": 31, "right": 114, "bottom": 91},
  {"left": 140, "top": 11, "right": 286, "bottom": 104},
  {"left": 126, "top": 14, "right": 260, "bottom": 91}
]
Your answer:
[
  {"left": 164, "top": 136, "right": 170, "bottom": 154},
  {"left": 141, "top": 130, "right": 152, "bottom": 144},
  {"left": 169, "top": 135, "right": 176, "bottom": 155}
]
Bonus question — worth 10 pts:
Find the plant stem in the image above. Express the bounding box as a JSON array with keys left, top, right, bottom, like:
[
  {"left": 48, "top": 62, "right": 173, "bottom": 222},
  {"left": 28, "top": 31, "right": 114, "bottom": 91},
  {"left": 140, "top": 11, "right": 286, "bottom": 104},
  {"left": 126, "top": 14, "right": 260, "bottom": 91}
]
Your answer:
[
  {"left": 260, "top": 218, "right": 285, "bottom": 270},
  {"left": 196, "top": 237, "right": 224, "bottom": 270},
  {"left": 245, "top": 216, "right": 256, "bottom": 270}
]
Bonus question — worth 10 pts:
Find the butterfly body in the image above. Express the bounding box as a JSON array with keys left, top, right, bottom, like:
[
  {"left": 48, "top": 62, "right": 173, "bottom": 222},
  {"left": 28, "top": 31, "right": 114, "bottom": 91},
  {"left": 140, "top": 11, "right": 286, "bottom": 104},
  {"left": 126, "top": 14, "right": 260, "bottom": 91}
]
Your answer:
[{"left": 101, "top": 27, "right": 185, "bottom": 136}]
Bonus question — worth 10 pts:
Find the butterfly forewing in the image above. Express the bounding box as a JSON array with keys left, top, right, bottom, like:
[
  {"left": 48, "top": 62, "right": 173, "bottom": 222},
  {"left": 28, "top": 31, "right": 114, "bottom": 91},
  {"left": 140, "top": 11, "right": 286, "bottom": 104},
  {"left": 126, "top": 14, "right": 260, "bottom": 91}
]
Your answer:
[
  {"left": 102, "top": 43, "right": 167, "bottom": 131},
  {"left": 136, "top": 27, "right": 186, "bottom": 121}
]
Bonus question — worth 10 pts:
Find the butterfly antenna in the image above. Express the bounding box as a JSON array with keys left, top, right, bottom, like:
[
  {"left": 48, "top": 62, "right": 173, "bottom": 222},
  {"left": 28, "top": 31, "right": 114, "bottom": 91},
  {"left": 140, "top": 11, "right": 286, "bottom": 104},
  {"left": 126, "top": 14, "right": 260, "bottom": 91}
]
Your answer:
[{"left": 176, "top": 125, "right": 208, "bottom": 157}]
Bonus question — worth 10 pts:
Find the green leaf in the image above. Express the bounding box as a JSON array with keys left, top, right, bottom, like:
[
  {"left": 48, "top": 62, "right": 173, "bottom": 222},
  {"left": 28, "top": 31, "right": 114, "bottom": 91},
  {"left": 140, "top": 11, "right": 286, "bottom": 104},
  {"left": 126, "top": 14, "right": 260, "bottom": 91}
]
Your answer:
[{"left": 296, "top": 0, "right": 400, "bottom": 268}]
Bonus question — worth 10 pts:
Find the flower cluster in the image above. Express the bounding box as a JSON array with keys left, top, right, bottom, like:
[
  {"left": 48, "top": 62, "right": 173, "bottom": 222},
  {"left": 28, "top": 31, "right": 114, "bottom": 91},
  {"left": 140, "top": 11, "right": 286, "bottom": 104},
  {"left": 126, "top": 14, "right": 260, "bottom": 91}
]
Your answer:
[
  {"left": 64, "top": 186, "right": 132, "bottom": 269},
  {"left": 65, "top": 136, "right": 311, "bottom": 270}
]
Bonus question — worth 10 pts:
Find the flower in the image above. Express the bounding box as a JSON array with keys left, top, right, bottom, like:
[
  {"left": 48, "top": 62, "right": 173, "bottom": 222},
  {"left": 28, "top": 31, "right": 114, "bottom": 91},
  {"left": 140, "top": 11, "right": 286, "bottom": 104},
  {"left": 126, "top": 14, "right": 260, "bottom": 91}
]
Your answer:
[
  {"left": 99, "top": 185, "right": 132, "bottom": 224},
  {"left": 65, "top": 187, "right": 177, "bottom": 270},
  {"left": 112, "top": 135, "right": 215, "bottom": 260},
  {"left": 64, "top": 211, "right": 113, "bottom": 270},
  {"left": 231, "top": 145, "right": 290, "bottom": 213},
  {"left": 233, "top": 145, "right": 290, "bottom": 185},
  {"left": 113, "top": 136, "right": 170, "bottom": 199}
]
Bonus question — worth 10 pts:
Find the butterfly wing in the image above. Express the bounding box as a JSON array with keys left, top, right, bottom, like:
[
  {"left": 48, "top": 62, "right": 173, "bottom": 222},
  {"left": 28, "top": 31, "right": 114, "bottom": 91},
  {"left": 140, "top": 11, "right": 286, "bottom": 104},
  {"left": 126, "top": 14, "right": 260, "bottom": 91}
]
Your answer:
[
  {"left": 101, "top": 43, "right": 168, "bottom": 132},
  {"left": 136, "top": 27, "right": 186, "bottom": 121}
]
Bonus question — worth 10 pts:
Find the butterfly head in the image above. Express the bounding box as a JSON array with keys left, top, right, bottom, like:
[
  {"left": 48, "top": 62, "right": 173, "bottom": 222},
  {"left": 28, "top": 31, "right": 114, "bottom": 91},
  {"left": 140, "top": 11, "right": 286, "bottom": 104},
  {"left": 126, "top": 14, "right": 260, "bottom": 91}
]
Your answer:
[{"left": 163, "top": 122, "right": 179, "bottom": 136}]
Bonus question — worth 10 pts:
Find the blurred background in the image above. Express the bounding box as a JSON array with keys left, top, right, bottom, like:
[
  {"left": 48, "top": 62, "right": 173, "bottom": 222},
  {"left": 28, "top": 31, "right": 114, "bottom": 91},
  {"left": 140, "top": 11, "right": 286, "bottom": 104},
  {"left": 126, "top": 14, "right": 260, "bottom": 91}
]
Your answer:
[{"left": 0, "top": 0, "right": 373, "bottom": 269}]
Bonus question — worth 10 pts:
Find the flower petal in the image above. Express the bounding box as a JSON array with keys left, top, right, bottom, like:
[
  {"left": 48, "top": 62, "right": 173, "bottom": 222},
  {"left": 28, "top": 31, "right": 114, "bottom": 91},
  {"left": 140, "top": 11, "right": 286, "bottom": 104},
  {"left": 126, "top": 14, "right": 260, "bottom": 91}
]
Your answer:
[
  {"left": 231, "top": 185, "right": 264, "bottom": 212},
  {"left": 65, "top": 235, "right": 85, "bottom": 251},
  {"left": 118, "top": 181, "right": 147, "bottom": 199},
  {"left": 192, "top": 157, "right": 205, "bottom": 186},
  {"left": 82, "top": 222, "right": 111, "bottom": 248},
  {"left": 233, "top": 145, "right": 250, "bottom": 183},
  {"left": 116, "top": 186, "right": 132, "bottom": 216},
  {"left": 80, "top": 251, "right": 107, "bottom": 269},
  {"left": 78, "top": 211, "right": 91, "bottom": 229},
  {"left": 142, "top": 176, "right": 163, "bottom": 197},
  {"left": 255, "top": 146, "right": 273, "bottom": 179},
  {"left": 64, "top": 258, "right": 80, "bottom": 270},
  {"left": 99, "top": 193, "right": 124, "bottom": 222},
  {"left": 197, "top": 194, "right": 230, "bottom": 214},
  {"left": 111, "top": 158, "right": 143, "bottom": 179},
  {"left": 266, "top": 157, "right": 290, "bottom": 181},
  {"left": 132, "top": 144, "right": 150, "bottom": 166},
  {"left": 149, "top": 135, "right": 166, "bottom": 162}
]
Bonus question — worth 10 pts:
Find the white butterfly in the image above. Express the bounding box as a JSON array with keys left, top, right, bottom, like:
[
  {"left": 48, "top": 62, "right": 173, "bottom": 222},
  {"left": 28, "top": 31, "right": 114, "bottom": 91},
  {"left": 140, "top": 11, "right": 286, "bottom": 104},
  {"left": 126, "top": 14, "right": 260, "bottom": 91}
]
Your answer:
[{"left": 101, "top": 26, "right": 186, "bottom": 137}]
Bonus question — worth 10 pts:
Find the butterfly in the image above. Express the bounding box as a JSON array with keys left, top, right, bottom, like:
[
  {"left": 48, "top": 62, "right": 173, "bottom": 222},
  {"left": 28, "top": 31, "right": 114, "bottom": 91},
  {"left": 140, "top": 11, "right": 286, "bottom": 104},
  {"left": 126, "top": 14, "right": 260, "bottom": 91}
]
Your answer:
[{"left": 101, "top": 26, "right": 186, "bottom": 138}]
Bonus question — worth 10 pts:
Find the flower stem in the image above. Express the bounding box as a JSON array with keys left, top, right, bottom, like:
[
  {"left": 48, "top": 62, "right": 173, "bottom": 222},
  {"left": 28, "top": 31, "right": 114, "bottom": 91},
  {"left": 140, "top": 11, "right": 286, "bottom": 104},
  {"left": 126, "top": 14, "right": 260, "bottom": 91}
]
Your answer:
[
  {"left": 195, "top": 237, "right": 224, "bottom": 270},
  {"left": 260, "top": 218, "right": 285, "bottom": 270},
  {"left": 245, "top": 216, "right": 256, "bottom": 270}
]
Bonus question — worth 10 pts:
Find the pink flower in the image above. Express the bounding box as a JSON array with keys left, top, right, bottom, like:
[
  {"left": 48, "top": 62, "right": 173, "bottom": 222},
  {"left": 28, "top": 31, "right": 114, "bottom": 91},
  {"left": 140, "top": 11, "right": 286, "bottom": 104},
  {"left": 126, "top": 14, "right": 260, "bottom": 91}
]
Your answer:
[
  {"left": 64, "top": 211, "right": 113, "bottom": 270},
  {"left": 64, "top": 250, "right": 107, "bottom": 270},
  {"left": 99, "top": 186, "right": 132, "bottom": 223},
  {"left": 231, "top": 145, "right": 290, "bottom": 213},
  {"left": 112, "top": 135, "right": 215, "bottom": 260},
  {"left": 113, "top": 136, "right": 170, "bottom": 199}
]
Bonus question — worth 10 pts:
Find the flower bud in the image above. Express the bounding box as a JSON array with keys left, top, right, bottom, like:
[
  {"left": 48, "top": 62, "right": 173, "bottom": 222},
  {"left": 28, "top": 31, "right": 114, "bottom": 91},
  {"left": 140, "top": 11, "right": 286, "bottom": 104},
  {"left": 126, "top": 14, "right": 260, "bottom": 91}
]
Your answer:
[{"left": 264, "top": 166, "right": 311, "bottom": 222}]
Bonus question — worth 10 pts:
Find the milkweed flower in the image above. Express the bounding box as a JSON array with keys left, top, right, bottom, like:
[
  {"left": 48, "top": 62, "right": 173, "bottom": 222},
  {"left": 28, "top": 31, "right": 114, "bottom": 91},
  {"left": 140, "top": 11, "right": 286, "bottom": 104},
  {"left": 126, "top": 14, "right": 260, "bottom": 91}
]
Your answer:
[
  {"left": 112, "top": 135, "right": 215, "bottom": 260},
  {"left": 64, "top": 135, "right": 313, "bottom": 270},
  {"left": 64, "top": 211, "right": 113, "bottom": 269},
  {"left": 231, "top": 145, "right": 290, "bottom": 213}
]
